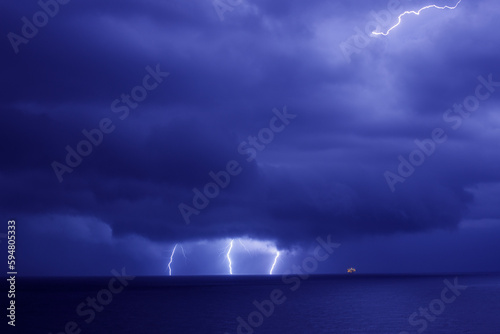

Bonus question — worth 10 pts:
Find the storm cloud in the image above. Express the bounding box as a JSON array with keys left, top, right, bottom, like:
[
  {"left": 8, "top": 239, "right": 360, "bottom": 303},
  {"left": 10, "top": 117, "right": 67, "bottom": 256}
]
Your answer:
[{"left": 2, "top": 0, "right": 500, "bottom": 275}]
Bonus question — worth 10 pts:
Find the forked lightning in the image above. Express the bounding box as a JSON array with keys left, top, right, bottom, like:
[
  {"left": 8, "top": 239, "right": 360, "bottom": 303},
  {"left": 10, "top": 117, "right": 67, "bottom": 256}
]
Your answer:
[{"left": 372, "top": 0, "right": 462, "bottom": 36}]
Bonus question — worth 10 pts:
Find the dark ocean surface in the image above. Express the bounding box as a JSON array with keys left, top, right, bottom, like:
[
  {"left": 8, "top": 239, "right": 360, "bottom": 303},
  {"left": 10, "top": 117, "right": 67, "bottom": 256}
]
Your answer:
[{"left": 3, "top": 273, "right": 500, "bottom": 333}]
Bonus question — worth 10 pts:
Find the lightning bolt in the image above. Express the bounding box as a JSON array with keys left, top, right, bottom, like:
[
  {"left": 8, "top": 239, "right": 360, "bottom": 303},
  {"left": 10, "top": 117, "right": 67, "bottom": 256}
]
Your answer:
[
  {"left": 270, "top": 251, "right": 280, "bottom": 275},
  {"left": 226, "top": 239, "right": 234, "bottom": 275},
  {"left": 167, "top": 244, "right": 178, "bottom": 276},
  {"left": 371, "top": 0, "right": 462, "bottom": 36}
]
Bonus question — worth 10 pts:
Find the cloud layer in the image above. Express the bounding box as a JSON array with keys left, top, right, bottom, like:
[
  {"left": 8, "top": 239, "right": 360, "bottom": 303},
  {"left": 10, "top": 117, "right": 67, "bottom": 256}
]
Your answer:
[{"left": 2, "top": 0, "right": 500, "bottom": 274}]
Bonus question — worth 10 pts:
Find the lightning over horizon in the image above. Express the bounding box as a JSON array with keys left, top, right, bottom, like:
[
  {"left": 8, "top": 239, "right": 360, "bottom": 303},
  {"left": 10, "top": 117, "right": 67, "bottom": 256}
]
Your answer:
[
  {"left": 226, "top": 239, "right": 234, "bottom": 275},
  {"left": 167, "top": 238, "right": 284, "bottom": 275},
  {"left": 371, "top": 0, "right": 462, "bottom": 36},
  {"left": 270, "top": 251, "right": 280, "bottom": 275},
  {"left": 167, "top": 244, "right": 178, "bottom": 276}
]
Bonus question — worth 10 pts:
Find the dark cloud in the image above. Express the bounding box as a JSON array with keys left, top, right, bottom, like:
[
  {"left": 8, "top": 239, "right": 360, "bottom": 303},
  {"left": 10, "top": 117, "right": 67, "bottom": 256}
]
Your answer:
[{"left": 2, "top": 0, "right": 500, "bottom": 274}]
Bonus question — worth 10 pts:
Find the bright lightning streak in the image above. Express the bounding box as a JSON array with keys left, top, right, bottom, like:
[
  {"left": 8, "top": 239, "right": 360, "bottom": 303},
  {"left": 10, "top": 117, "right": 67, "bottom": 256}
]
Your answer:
[
  {"left": 226, "top": 239, "right": 234, "bottom": 275},
  {"left": 270, "top": 251, "right": 280, "bottom": 275},
  {"left": 167, "top": 244, "right": 178, "bottom": 276},
  {"left": 371, "top": 0, "right": 461, "bottom": 36}
]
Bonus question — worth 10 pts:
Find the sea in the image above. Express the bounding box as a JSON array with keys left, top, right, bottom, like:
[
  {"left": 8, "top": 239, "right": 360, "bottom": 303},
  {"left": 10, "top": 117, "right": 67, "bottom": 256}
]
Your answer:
[{"left": 3, "top": 273, "right": 500, "bottom": 333}]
